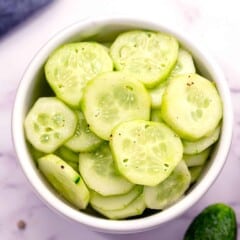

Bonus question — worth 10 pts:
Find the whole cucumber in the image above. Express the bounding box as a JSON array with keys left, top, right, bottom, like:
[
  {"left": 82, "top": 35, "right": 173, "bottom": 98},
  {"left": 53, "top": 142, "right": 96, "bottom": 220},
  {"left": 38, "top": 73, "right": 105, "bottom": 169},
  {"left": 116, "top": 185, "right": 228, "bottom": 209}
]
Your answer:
[{"left": 184, "top": 203, "right": 237, "bottom": 240}]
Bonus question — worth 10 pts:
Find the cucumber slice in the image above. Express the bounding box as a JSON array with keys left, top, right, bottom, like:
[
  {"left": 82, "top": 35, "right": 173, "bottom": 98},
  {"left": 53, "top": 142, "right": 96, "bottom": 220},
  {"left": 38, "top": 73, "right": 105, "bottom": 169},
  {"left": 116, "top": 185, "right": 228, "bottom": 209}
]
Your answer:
[
  {"left": 183, "top": 148, "right": 211, "bottom": 167},
  {"left": 110, "top": 120, "right": 183, "bottom": 186},
  {"left": 79, "top": 143, "right": 134, "bottom": 196},
  {"left": 110, "top": 30, "right": 178, "bottom": 87},
  {"left": 144, "top": 161, "right": 191, "bottom": 209},
  {"left": 64, "top": 111, "right": 103, "bottom": 152},
  {"left": 45, "top": 42, "right": 113, "bottom": 108},
  {"left": 24, "top": 97, "right": 77, "bottom": 153},
  {"left": 38, "top": 154, "right": 89, "bottom": 209},
  {"left": 161, "top": 74, "right": 223, "bottom": 140},
  {"left": 149, "top": 81, "right": 167, "bottom": 109},
  {"left": 149, "top": 48, "right": 195, "bottom": 109},
  {"left": 65, "top": 161, "right": 79, "bottom": 172},
  {"left": 168, "top": 48, "right": 196, "bottom": 80},
  {"left": 55, "top": 146, "right": 79, "bottom": 163},
  {"left": 90, "top": 185, "right": 143, "bottom": 211},
  {"left": 82, "top": 71, "right": 151, "bottom": 140},
  {"left": 92, "top": 194, "right": 146, "bottom": 220},
  {"left": 183, "top": 126, "right": 221, "bottom": 154},
  {"left": 55, "top": 146, "right": 79, "bottom": 172},
  {"left": 151, "top": 109, "right": 164, "bottom": 122},
  {"left": 189, "top": 166, "right": 204, "bottom": 184}
]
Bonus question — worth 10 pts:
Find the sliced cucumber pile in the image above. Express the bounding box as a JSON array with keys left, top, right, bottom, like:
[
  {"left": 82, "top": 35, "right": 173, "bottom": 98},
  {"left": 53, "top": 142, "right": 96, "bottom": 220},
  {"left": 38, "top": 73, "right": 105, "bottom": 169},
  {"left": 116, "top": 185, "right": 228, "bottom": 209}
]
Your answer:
[{"left": 24, "top": 30, "right": 223, "bottom": 220}]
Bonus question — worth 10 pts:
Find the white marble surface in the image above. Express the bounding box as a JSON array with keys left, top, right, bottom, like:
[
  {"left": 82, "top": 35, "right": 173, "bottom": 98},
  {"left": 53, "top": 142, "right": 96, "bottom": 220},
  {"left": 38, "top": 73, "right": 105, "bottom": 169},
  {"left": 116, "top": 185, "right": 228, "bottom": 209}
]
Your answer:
[{"left": 1, "top": 0, "right": 240, "bottom": 239}]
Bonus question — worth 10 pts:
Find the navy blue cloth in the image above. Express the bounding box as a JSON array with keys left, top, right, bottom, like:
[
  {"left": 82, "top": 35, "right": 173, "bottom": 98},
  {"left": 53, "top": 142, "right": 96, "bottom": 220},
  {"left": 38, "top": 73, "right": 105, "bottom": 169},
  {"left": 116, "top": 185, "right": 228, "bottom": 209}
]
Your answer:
[{"left": 0, "top": 0, "right": 53, "bottom": 36}]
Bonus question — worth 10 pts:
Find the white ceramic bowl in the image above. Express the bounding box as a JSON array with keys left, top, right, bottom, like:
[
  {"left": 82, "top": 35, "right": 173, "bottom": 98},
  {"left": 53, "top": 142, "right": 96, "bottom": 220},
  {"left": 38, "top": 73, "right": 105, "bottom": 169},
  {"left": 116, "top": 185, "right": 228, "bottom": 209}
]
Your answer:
[{"left": 12, "top": 16, "right": 233, "bottom": 234}]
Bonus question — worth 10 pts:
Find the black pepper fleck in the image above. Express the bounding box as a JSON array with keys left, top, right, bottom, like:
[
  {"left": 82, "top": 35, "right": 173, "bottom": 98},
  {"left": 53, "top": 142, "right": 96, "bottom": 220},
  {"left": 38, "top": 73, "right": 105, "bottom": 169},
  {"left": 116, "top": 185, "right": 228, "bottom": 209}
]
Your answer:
[{"left": 17, "top": 220, "right": 26, "bottom": 230}]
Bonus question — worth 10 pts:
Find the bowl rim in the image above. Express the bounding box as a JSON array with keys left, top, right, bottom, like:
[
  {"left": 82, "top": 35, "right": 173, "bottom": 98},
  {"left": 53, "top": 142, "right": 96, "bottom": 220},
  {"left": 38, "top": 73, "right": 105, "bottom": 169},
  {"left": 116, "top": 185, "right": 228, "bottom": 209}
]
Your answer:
[{"left": 12, "top": 15, "right": 233, "bottom": 233}]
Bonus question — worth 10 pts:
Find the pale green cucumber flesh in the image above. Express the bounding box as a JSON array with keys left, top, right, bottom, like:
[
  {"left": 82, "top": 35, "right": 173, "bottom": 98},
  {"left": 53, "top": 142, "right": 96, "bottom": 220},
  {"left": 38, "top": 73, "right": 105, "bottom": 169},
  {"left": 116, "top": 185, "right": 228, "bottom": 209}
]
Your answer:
[
  {"left": 45, "top": 42, "right": 113, "bottom": 108},
  {"left": 149, "top": 81, "right": 167, "bottom": 109},
  {"left": 79, "top": 143, "right": 134, "bottom": 196},
  {"left": 167, "top": 48, "right": 196, "bottom": 80},
  {"left": 82, "top": 71, "right": 151, "bottom": 140},
  {"left": 24, "top": 97, "right": 77, "bottom": 153},
  {"left": 65, "top": 161, "right": 79, "bottom": 173},
  {"left": 144, "top": 161, "right": 191, "bottom": 209},
  {"left": 149, "top": 48, "right": 196, "bottom": 109},
  {"left": 189, "top": 166, "right": 204, "bottom": 184},
  {"left": 92, "top": 194, "right": 146, "bottom": 219},
  {"left": 110, "top": 120, "right": 183, "bottom": 186},
  {"left": 161, "top": 74, "right": 223, "bottom": 140},
  {"left": 90, "top": 185, "right": 143, "bottom": 211},
  {"left": 183, "top": 126, "right": 220, "bottom": 154},
  {"left": 38, "top": 154, "right": 89, "bottom": 209},
  {"left": 55, "top": 146, "right": 79, "bottom": 163},
  {"left": 65, "top": 111, "right": 103, "bottom": 152},
  {"left": 110, "top": 30, "right": 179, "bottom": 87},
  {"left": 183, "top": 147, "right": 211, "bottom": 167}
]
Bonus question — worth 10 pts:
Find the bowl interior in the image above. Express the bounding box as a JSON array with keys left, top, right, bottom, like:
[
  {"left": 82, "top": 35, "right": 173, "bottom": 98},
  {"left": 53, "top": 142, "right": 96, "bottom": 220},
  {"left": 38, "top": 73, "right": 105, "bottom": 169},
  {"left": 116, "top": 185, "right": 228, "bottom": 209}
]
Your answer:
[{"left": 13, "top": 17, "right": 232, "bottom": 233}]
